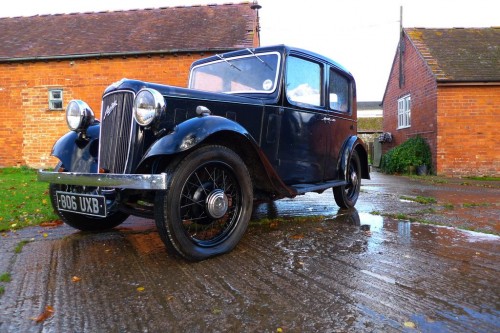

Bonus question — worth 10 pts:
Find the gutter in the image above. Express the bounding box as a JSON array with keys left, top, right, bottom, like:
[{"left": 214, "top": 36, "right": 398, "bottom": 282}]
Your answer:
[
  {"left": 437, "top": 81, "right": 500, "bottom": 86},
  {"left": 0, "top": 47, "right": 240, "bottom": 63}
]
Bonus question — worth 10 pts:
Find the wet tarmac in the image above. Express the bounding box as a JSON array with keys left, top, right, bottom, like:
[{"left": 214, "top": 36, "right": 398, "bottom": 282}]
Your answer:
[{"left": 0, "top": 171, "right": 499, "bottom": 332}]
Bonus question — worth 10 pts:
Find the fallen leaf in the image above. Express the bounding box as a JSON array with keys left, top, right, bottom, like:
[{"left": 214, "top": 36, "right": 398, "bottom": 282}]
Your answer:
[
  {"left": 291, "top": 234, "right": 304, "bottom": 240},
  {"left": 71, "top": 276, "right": 81, "bottom": 283},
  {"left": 42, "top": 233, "right": 48, "bottom": 238},
  {"left": 277, "top": 328, "right": 283, "bottom": 333},
  {"left": 404, "top": 321, "right": 416, "bottom": 328},
  {"left": 32, "top": 305, "right": 55, "bottom": 323},
  {"left": 136, "top": 286, "right": 145, "bottom": 292},
  {"left": 40, "top": 220, "right": 63, "bottom": 228},
  {"left": 269, "top": 221, "right": 279, "bottom": 228},
  {"left": 212, "top": 308, "right": 222, "bottom": 315},
  {"left": 166, "top": 295, "right": 175, "bottom": 301}
]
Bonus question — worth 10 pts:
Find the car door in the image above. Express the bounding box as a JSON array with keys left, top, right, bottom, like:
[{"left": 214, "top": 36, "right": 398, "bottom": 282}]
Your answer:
[
  {"left": 276, "top": 55, "right": 329, "bottom": 184},
  {"left": 323, "top": 66, "right": 357, "bottom": 180}
]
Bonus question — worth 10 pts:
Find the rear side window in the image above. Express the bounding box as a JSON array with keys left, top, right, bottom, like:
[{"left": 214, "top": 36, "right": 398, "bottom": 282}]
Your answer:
[
  {"left": 329, "top": 69, "right": 350, "bottom": 113},
  {"left": 286, "top": 56, "right": 322, "bottom": 107}
]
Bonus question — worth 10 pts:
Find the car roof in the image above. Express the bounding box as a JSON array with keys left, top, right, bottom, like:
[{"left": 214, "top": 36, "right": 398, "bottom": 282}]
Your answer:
[{"left": 190, "top": 44, "right": 353, "bottom": 78}]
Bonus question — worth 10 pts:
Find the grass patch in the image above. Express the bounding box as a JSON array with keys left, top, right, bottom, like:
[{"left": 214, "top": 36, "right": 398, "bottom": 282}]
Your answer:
[
  {"left": 0, "top": 273, "right": 11, "bottom": 283},
  {"left": 400, "top": 195, "right": 437, "bottom": 204},
  {"left": 462, "top": 202, "right": 490, "bottom": 208},
  {"left": 250, "top": 215, "right": 325, "bottom": 227},
  {"left": 14, "top": 240, "right": 32, "bottom": 254},
  {"left": 465, "top": 176, "right": 500, "bottom": 181},
  {"left": 442, "top": 203, "right": 454, "bottom": 210},
  {"left": 0, "top": 286, "right": 4, "bottom": 295},
  {"left": 0, "top": 167, "right": 59, "bottom": 231}
]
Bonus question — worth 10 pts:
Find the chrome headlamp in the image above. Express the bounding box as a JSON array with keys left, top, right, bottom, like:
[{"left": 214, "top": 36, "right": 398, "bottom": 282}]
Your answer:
[
  {"left": 133, "top": 88, "right": 166, "bottom": 126},
  {"left": 65, "top": 100, "right": 95, "bottom": 132}
]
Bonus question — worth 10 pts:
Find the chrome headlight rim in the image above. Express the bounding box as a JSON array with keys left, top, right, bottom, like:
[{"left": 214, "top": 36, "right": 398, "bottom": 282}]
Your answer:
[
  {"left": 65, "top": 100, "right": 95, "bottom": 132},
  {"left": 133, "top": 88, "right": 166, "bottom": 127}
]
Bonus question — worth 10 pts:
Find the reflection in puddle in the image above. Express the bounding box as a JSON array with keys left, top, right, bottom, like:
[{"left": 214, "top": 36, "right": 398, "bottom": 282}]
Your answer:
[{"left": 358, "top": 212, "right": 384, "bottom": 232}]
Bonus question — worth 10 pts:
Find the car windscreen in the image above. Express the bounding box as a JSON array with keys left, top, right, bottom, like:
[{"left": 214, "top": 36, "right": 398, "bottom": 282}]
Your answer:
[{"left": 189, "top": 52, "right": 280, "bottom": 94}]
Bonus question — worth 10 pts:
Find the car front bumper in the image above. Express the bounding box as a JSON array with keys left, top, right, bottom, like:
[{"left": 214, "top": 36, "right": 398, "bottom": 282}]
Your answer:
[{"left": 37, "top": 170, "right": 169, "bottom": 190}]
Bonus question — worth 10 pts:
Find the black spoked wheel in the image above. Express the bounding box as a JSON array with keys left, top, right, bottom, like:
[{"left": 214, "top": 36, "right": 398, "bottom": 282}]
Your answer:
[
  {"left": 155, "top": 145, "right": 253, "bottom": 261},
  {"left": 333, "top": 151, "right": 361, "bottom": 208}
]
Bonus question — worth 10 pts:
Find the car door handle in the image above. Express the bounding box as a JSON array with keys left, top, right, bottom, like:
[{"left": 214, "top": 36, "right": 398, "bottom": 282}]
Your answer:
[{"left": 321, "top": 117, "right": 336, "bottom": 123}]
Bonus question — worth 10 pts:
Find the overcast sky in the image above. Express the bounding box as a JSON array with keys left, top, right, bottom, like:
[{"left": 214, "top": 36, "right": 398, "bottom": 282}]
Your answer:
[{"left": 2, "top": 0, "right": 499, "bottom": 101}]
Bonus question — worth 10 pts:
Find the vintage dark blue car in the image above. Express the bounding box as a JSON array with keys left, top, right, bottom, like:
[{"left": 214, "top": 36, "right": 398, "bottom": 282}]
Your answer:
[{"left": 38, "top": 45, "right": 370, "bottom": 261}]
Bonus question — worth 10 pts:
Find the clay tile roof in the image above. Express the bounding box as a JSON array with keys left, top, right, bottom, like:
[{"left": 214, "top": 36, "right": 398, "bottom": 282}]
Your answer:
[
  {"left": 0, "top": 2, "right": 258, "bottom": 61},
  {"left": 405, "top": 27, "right": 500, "bottom": 82}
]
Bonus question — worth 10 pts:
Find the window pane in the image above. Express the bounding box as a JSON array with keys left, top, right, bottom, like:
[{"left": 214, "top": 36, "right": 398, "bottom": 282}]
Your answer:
[
  {"left": 51, "top": 101, "right": 63, "bottom": 109},
  {"left": 49, "top": 89, "right": 63, "bottom": 109},
  {"left": 286, "top": 56, "right": 322, "bottom": 107},
  {"left": 329, "top": 69, "right": 349, "bottom": 112}
]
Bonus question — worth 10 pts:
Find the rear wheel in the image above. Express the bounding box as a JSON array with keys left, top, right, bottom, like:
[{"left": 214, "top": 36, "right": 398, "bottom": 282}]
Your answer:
[
  {"left": 155, "top": 145, "right": 253, "bottom": 261},
  {"left": 333, "top": 151, "right": 361, "bottom": 208}
]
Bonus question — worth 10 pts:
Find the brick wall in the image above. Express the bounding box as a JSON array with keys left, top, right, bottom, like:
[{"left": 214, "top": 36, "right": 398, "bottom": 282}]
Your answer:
[
  {"left": 437, "top": 85, "right": 500, "bottom": 176},
  {"left": 382, "top": 35, "right": 438, "bottom": 172},
  {"left": 0, "top": 53, "right": 209, "bottom": 168}
]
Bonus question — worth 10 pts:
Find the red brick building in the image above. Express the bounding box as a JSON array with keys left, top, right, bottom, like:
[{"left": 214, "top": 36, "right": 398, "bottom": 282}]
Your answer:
[
  {"left": 382, "top": 27, "right": 499, "bottom": 176},
  {"left": 0, "top": 2, "right": 260, "bottom": 168}
]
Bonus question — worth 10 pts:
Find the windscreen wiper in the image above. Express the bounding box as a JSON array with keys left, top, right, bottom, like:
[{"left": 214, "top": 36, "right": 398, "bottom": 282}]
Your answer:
[
  {"left": 246, "top": 48, "right": 273, "bottom": 71},
  {"left": 215, "top": 54, "right": 241, "bottom": 71}
]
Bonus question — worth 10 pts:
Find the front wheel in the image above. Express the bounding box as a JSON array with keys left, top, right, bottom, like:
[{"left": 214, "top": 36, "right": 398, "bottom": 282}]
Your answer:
[
  {"left": 155, "top": 145, "right": 253, "bottom": 261},
  {"left": 333, "top": 150, "right": 361, "bottom": 208},
  {"left": 48, "top": 162, "right": 129, "bottom": 231},
  {"left": 49, "top": 183, "right": 129, "bottom": 231}
]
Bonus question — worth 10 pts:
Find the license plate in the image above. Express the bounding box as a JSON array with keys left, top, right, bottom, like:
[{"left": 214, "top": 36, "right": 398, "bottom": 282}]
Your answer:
[{"left": 56, "top": 191, "right": 107, "bottom": 217}]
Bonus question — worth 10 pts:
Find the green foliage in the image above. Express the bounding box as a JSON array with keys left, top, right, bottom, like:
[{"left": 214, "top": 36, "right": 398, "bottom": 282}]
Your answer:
[
  {"left": 0, "top": 273, "right": 11, "bottom": 283},
  {"left": 381, "top": 136, "right": 432, "bottom": 174},
  {"left": 466, "top": 176, "right": 500, "bottom": 181},
  {"left": 400, "top": 195, "right": 437, "bottom": 204},
  {"left": 14, "top": 240, "right": 31, "bottom": 254},
  {"left": 0, "top": 167, "right": 59, "bottom": 231}
]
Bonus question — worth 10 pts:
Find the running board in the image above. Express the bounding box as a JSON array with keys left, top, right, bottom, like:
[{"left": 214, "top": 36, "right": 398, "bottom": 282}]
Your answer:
[{"left": 290, "top": 180, "right": 347, "bottom": 195}]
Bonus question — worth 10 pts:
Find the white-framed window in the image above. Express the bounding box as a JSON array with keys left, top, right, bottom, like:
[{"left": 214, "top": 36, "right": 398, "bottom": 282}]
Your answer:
[
  {"left": 397, "top": 94, "right": 411, "bottom": 129},
  {"left": 49, "top": 89, "right": 63, "bottom": 110}
]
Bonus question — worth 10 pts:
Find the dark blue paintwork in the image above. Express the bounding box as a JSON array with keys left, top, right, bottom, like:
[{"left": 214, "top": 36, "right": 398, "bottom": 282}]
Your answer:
[
  {"left": 51, "top": 122, "right": 100, "bottom": 173},
  {"left": 50, "top": 44, "right": 369, "bottom": 200}
]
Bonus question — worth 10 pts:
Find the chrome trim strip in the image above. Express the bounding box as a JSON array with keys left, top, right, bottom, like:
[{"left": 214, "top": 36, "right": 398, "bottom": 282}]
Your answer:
[{"left": 38, "top": 170, "right": 168, "bottom": 190}]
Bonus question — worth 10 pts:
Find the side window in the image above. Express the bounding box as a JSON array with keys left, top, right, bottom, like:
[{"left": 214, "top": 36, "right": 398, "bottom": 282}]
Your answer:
[
  {"left": 286, "top": 56, "right": 322, "bottom": 107},
  {"left": 397, "top": 94, "right": 411, "bottom": 128},
  {"left": 49, "top": 89, "right": 63, "bottom": 110},
  {"left": 329, "top": 69, "right": 350, "bottom": 112}
]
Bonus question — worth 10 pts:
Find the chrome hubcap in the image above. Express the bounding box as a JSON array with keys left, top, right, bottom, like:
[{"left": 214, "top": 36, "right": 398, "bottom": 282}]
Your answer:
[{"left": 206, "top": 189, "right": 229, "bottom": 219}]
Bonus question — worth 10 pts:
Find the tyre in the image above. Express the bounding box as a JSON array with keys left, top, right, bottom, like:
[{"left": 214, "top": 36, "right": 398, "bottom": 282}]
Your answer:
[
  {"left": 49, "top": 164, "right": 129, "bottom": 231},
  {"left": 155, "top": 145, "right": 253, "bottom": 261},
  {"left": 333, "top": 150, "right": 361, "bottom": 208}
]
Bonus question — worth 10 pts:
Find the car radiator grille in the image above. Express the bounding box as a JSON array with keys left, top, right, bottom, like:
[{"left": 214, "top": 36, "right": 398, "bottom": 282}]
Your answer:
[{"left": 99, "top": 91, "right": 135, "bottom": 174}]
